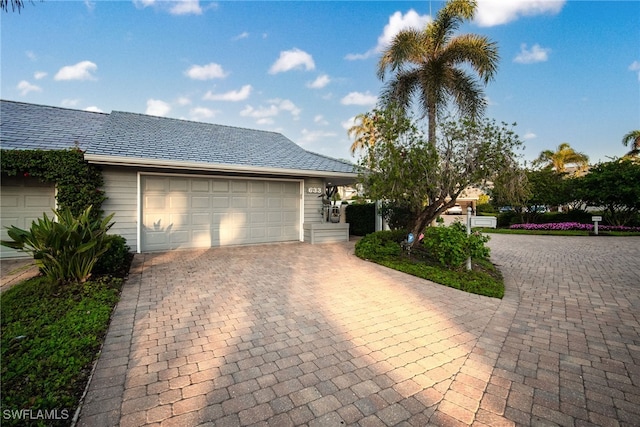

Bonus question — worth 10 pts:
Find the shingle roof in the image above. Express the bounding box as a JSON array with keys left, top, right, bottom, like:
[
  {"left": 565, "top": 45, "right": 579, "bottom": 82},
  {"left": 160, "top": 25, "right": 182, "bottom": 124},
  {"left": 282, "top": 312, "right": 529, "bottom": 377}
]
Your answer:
[
  {"left": 89, "top": 111, "right": 356, "bottom": 174},
  {"left": 0, "top": 100, "right": 108, "bottom": 151},
  {"left": 0, "top": 100, "right": 356, "bottom": 175}
]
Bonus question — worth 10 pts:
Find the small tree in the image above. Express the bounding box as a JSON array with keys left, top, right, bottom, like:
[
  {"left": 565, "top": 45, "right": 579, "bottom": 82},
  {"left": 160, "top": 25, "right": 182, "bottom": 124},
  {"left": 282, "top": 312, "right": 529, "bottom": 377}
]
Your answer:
[
  {"left": 359, "top": 110, "right": 524, "bottom": 246},
  {"left": 576, "top": 159, "right": 640, "bottom": 226}
]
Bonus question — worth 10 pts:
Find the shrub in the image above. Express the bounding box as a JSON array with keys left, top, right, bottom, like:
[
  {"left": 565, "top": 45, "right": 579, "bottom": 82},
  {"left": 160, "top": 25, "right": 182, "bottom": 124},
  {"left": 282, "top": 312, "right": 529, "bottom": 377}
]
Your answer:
[
  {"left": 497, "top": 211, "right": 519, "bottom": 227},
  {"left": 92, "top": 235, "right": 131, "bottom": 276},
  {"left": 346, "top": 203, "right": 376, "bottom": 236},
  {"left": 355, "top": 230, "right": 406, "bottom": 261},
  {"left": 476, "top": 203, "right": 497, "bottom": 214},
  {"left": 422, "top": 222, "right": 490, "bottom": 269},
  {"left": 1, "top": 206, "right": 115, "bottom": 283}
]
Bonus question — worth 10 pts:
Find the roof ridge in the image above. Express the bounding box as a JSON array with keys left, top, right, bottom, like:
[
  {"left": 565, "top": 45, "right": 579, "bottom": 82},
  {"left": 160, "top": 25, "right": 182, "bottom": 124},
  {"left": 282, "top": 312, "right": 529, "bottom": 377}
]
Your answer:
[
  {"left": 0, "top": 99, "right": 109, "bottom": 116},
  {"left": 110, "top": 110, "right": 288, "bottom": 137}
]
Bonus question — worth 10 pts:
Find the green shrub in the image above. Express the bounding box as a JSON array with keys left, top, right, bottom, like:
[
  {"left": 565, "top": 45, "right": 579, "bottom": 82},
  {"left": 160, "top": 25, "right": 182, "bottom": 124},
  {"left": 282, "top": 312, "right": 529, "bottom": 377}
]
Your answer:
[
  {"left": 92, "top": 235, "right": 130, "bottom": 276},
  {"left": 380, "top": 201, "right": 415, "bottom": 230},
  {"left": 422, "top": 222, "right": 490, "bottom": 269},
  {"left": 476, "top": 203, "right": 497, "bottom": 214},
  {"left": 355, "top": 230, "right": 406, "bottom": 260},
  {"left": 345, "top": 203, "right": 376, "bottom": 236},
  {"left": 497, "top": 211, "right": 519, "bottom": 227},
  {"left": 1, "top": 206, "right": 115, "bottom": 283}
]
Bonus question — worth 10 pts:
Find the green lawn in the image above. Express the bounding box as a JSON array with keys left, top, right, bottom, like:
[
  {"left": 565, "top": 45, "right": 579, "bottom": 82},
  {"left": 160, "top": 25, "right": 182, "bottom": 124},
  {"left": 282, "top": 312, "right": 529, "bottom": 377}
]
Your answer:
[{"left": 1, "top": 276, "right": 123, "bottom": 427}]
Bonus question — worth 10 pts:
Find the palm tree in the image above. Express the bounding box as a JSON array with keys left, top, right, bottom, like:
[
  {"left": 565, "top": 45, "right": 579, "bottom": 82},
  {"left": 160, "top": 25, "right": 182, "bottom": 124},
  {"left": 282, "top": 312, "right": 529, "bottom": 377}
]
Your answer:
[
  {"left": 534, "top": 143, "right": 589, "bottom": 174},
  {"left": 347, "top": 112, "right": 378, "bottom": 155},
  {"left": 377, "top": 0, "right": 499, "bottom": 145},
  {"left": 621, "top": 130, "right": 640, "bottom": 157}
]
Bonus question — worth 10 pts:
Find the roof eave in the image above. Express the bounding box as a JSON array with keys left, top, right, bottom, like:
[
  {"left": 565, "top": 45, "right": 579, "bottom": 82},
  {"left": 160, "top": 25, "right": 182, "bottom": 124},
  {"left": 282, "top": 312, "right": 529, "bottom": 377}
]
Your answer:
[{"left": 84, "top": 154, "right": 358, "bottom": 181}]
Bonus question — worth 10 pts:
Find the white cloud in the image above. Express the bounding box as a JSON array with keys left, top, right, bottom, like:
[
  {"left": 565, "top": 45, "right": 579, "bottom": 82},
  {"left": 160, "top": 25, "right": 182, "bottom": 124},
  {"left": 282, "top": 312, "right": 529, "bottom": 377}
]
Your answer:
[
  {"left": 26, "top": 51, "right": 37, "bottom": 61},
  {"left": 170, "top": 0, "right": 202, "bottom": 15},
  {"left": 133, "top": 0, "right": 207, "bottom": 16},
  {"left": 314, "top": 115, "right": 329, "bottom": 125},
  {"left": 203, "top": 85, "right": 252, "bottom": 101},
  {"left": 522, "top": 132, "right": 537, "bottom": 140},
  {"left": 307, "top": 74, "right": 331, "bottom": 89},
  {"left": 340, "top": 91, "right": 378, "bottom": 106},
  {"left": 629, "top": 60, "right": 640, "bottom": 81},
  {"left": 84, "top": 106, "right": 103, "bottom": 113},
  {"left": 54, "top": 61, "right": 98, "bottom": 81},
  {"left": 185, "top": 63, "right": 228, "bottom": 80},
  {"left": 232, "top": 32, "right": 249, "bottom": 41},
  {"left": 190, "top": 107, "right": 218, "bottom": 120},
  {"left": 269, "top": 48, "right": 315, "bottom": 74},
  {"left": 34, "top": 71, "right": 47, "bottom": 80},
  {"left": 346, "top": 9, "right": 430, "bottom": 61},
  {"left": 240, "top": 99, "right": 301, "bottom": 122},
  {"left": 300, "top": 129, "right": 338, "bottom": 144},
  {"left": 146, "top": 99, "right": 171, "bottom": 117},
  {"left": 177, "top": 96, "right": 191, "bottom": 106},
  {"left": 17, "top": 80, "right": 42, "bottom": 96},
  {"left": 475, "top": 0, "right": 565, "bottom": 27},
  {"left": 61, "top": 99, "right": 80, "bottom": 108},
  {"left": 514, "top": 43, "right": 551, "bottom": 64}
]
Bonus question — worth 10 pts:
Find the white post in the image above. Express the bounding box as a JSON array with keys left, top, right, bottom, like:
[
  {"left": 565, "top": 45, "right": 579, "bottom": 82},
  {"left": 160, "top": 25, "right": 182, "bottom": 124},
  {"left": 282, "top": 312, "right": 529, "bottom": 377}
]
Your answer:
[
  {"left": 466, "top": 207, "right": 472, "bottom": 271},
  {"left": 592, "top": 216, "right": 602, "bottom": 236}
]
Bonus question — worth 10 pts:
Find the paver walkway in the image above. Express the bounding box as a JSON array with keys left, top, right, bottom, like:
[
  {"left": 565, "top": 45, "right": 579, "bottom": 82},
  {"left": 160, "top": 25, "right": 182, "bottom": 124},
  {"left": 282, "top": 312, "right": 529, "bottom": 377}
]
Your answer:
[{"left": 77, "top": 235, "right": 640, "bottom": 426}]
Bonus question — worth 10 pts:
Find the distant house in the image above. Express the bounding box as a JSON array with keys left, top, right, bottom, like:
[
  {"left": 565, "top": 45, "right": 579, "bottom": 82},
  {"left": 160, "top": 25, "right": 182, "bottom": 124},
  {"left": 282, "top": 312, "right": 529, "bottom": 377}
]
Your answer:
[{"left": 0, "top": 100, "right": 357, "bottom": 258}]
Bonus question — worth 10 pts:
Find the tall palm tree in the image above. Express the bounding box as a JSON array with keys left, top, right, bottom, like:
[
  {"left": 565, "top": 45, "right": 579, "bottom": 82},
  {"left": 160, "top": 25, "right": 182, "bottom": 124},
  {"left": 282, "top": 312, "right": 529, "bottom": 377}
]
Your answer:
[
  {"left": 535, "top": 143, "right": 589, "bottom": 174},
  {"left": 347, "top": 112, "right": 378, "bottom": 155},
  {"left": 377, "top": 0, "right": 499, "bottom": 145},
  {"left": 621, "top": 130, "right": 640, "bottom": 157}
]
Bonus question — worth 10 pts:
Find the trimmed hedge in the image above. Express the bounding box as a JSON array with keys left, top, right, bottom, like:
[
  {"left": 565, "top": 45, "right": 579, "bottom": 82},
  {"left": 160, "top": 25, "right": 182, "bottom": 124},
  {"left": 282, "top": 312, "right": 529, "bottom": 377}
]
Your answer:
[{"left": 346, "top": 203, "right": 376, "bottom": 236}]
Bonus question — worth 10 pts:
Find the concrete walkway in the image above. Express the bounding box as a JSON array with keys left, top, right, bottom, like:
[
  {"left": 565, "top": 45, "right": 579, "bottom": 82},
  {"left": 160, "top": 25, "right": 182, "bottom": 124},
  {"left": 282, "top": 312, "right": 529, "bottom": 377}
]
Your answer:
[{"left": 77, "top": 235, "right": 640, "bottom": 426}]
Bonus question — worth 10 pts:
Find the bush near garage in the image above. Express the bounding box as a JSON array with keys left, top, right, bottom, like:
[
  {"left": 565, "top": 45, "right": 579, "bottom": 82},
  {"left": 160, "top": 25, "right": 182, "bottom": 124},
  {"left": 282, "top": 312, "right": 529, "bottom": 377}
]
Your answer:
[{"left": 345, "top": 203, "right": 376, "bottom": 236}]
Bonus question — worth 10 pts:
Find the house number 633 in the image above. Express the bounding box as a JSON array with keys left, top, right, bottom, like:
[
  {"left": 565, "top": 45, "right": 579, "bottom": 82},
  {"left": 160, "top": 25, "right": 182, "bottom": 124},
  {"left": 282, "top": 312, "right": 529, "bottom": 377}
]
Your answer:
[{"left": 307, "top": 187, "right": 323, "bottom": 194}]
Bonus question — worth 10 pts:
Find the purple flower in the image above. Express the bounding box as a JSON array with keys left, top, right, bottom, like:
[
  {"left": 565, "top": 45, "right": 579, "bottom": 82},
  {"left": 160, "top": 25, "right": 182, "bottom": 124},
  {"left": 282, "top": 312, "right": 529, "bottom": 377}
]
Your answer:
[{"left": 509, "top": 222, "right": 640, "bottom": 232}]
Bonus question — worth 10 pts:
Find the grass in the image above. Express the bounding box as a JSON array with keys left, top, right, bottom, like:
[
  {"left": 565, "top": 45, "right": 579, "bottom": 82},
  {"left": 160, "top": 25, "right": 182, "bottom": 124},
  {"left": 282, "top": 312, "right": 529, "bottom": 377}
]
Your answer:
[
  {"left": 379, "top": 255, "right": 504, "bottom": 298},
  {"left": 354, "top": 230, "right": 504, "bottom": 299},
  {"left": 1, "top": 275, "right": 124, "bottom": 426},
  {"left": 476, "top": 228, "right": 640, "bottom": 236}
]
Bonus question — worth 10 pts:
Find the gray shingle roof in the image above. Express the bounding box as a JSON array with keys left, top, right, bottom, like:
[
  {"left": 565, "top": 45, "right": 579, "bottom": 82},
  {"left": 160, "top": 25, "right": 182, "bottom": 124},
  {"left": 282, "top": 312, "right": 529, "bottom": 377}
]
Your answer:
[
  {"left": 0, "top": 100, "right": 108, "bottom": 151},
  {"left": 0, "top": 100, "right": 356, "bottom": 175}
]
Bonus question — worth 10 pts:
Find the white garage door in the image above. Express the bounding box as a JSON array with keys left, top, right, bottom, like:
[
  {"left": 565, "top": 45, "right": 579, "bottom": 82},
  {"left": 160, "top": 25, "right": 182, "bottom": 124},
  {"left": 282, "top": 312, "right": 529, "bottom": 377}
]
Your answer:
[
  {"left": 141, "top": 175, "right": 301, "bottom": 252},
  {"left": 1, "top": 176, "right": 55, "bottom": 258}
]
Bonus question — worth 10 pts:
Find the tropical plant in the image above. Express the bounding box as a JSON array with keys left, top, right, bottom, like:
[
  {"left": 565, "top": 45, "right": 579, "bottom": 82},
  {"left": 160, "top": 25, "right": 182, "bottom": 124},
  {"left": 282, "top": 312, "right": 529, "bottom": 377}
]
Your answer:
[
  {"left": 575, "top": 159, "right": 640, "bottom": 226},
  {"left": 377, "top": 0, "right": 499, "bottom": 145},
  {"left": 360, "top": 114, "right": 524, "bottom": 246},
  {"left": 422, "top": 222, "right": 490, "bottom": 269},
  {"left": 1, "top": 206, "right": 115, "bottom": 283},
  {"left": 348, "top": 113, "right": 378, "bottom": 155},
  {"left": 621, "top": 130, "right": 640, "bottom": 158},
  {"left": 533, "top": 142, "right": 589, "bottom": 174}
]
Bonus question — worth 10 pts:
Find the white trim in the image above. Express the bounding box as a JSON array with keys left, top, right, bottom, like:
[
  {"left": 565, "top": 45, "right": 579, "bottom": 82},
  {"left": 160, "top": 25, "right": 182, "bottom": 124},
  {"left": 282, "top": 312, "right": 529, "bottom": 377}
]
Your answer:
[
  {"left": 137, "top": 172, "right": 304, "bottom": 251},
  {"left": 85, "top": 154, "right": 357, "bottom": 181},
  {"left": 136, "top": 172, "right": 142, "bottom": 254}
]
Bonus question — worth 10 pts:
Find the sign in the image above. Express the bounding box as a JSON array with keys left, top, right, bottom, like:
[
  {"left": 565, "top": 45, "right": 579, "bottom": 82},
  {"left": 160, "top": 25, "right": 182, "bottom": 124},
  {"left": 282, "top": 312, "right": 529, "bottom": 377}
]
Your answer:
[
  {"left": 592, "top": 216, "right": 602, "bottom": 222},
  {"left": 307, "top": 187, "right": 323, "bottom": 194}
]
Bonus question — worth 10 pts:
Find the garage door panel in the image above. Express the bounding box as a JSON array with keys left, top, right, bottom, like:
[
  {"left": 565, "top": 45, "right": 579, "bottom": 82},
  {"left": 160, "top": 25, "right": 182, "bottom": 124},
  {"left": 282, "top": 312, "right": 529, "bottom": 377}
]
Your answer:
[
  {"left": 169, "top": 179, "right": 189, "bottom": 192},
  {"left": 212, "top": 196, "right": 230, "bottom": 208},
  {"left": 232, "top": 197, "right": 248, "bottom": 208},
  {"left": 169, "top": 195, "right": 188, "bottom": 209},
  {"left": 192, "top": 196, "right": 210, "bottom": 209},
  {"left": 141, "top": 176, "right": 300, "bottom": 251}
]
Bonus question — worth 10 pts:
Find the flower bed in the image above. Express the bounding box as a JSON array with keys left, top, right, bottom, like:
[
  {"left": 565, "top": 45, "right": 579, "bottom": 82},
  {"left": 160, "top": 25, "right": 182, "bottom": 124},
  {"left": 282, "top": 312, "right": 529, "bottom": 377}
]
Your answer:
[{"left": 509, "top": 222, "right": 640, "bottom": 232}]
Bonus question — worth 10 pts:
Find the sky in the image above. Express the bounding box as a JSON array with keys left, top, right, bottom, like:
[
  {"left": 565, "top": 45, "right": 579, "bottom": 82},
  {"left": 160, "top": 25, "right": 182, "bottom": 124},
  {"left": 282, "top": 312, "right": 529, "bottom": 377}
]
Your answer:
[{"left": 1, "top": 0, "right": 639, "bottom": 166}]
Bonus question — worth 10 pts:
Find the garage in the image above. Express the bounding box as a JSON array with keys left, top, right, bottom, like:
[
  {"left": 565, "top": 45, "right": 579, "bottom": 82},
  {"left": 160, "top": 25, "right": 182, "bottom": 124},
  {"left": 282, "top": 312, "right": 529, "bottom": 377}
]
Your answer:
[
  {"left": 141, "top": 175, "right": 301, "bottom": 252},
  {"left": 0, "top": 176, "right": 56, "bottom": 258}
]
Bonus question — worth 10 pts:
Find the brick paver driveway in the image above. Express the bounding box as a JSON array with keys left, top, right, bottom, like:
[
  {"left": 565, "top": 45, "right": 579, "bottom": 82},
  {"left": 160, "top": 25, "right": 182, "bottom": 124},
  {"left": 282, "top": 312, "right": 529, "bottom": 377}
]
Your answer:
[{"left": 78, "top": 235, "right": 640, "bottom": 426}]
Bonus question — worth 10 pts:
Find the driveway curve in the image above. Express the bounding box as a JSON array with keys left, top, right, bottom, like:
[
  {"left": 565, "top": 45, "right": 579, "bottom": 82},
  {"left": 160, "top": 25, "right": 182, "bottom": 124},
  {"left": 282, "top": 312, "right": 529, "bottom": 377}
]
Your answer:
[{"left": 77, "top": 235, "right": 640, "bottom": 426}]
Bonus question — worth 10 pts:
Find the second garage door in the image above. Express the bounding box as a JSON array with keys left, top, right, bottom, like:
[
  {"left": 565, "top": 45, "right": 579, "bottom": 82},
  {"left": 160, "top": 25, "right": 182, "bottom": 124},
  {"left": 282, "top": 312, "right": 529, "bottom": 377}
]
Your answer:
[{"left": 141, "top": 175, "right": 301, "bottom": 252}]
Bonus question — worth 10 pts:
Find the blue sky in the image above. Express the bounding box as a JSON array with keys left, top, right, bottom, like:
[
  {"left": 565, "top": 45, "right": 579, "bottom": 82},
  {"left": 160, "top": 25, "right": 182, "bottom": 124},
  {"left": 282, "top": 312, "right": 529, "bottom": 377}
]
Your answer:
[{"left": 2, "top": 0, "right": 639, "bottom": 165}]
